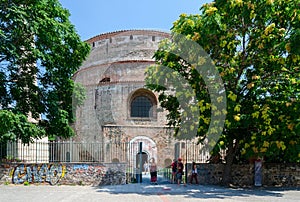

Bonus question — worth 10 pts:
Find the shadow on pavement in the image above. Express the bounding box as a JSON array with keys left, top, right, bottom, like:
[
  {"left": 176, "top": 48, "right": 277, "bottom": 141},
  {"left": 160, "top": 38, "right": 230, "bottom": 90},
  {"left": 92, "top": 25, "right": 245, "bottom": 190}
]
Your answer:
[{"left": 93, "top": 174, "right": 295, "bottom": 200}]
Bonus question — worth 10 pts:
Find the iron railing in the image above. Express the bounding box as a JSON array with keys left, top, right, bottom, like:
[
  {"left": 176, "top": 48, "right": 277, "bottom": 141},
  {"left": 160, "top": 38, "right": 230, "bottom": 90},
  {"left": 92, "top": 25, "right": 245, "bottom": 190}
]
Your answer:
[{"left": 0, "top": 140, "right": 226, "bottom": 164}]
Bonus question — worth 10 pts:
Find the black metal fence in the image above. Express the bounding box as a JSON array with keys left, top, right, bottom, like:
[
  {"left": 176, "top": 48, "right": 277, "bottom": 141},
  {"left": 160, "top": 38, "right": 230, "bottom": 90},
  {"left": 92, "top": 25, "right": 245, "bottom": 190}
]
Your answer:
[{"left": 0, "top": 140, "right": 226, "bottom": 164}]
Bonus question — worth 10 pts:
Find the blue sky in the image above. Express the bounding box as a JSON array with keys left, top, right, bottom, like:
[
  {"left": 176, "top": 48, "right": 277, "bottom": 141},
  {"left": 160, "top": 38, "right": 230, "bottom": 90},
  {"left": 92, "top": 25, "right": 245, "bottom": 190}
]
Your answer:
[{"left": 59, "top": 0, "right": 212, "bottom": 41}]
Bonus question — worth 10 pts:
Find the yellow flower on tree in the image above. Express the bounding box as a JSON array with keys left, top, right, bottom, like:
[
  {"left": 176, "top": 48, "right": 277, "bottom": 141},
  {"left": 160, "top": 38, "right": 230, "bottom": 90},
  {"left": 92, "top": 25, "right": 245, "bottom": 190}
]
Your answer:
[
  {"left": 260, "top": 147, "right": 267, "bottom": 153},
  {"left": 252, "top": 111, "right": 260, "bottom": 119},
  {"left": 263, "top": 141, "right": 269, "bottom": 147},
  {"left": 228, "top": 91, "right": 237, "bottom": 101},
  {"left": 234, "top": 104, "right": 241, "bottom": 112},
  {"left": 234, "top": 114, "right": 241, "bottom": 122},
  {"left": 252, "top": 147, "right": 258, "bottom": 153},
  {"left": 285, "top": 43, "right": 291, "bottom": 52},
  {"left": 205, "top": 7, "right": 218, "bottom": 16},
  {"left": 264, "top": 23, "right": 275, "bottom": 35}
]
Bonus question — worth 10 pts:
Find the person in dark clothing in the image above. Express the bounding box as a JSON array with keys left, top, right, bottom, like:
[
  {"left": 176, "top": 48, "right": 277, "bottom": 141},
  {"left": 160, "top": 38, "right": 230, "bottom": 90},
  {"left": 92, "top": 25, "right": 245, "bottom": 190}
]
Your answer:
[
  {"left": 171, "top": 159, "right": 177, "bottom": 184},
  {"left": 176, "top": 158, "right": 184, "bottom": 185},
  {"left": 189, "top": 162, "right": 199, "bottom": 184}
]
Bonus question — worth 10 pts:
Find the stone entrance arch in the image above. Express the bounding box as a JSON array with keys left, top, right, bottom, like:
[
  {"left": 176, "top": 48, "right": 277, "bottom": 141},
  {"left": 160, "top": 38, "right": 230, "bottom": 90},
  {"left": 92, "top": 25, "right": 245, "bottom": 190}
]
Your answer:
[{"left": 129, "top": 136, "right": 157, "bottom": 173}]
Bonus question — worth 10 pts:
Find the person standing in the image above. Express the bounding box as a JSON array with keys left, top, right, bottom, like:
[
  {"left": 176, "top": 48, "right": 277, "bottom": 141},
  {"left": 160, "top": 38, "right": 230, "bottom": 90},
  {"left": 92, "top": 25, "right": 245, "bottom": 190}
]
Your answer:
[
  {"left": 149, "top": 158, "right": 157, "bottom": 184},
  {"left": 189, "top": 162, "right": 199, "bottom": 184},
  {"left": 171, "top": 159, "right": 177, "bottom": 184},
  {"left": 176, "top": 158, "right": 184, "bottom": 185}
]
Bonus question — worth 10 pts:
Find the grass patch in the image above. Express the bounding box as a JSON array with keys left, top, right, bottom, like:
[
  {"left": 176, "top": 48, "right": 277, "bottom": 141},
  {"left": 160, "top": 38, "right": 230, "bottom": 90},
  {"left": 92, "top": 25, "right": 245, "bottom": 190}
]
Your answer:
[{"left": 24, "top": 181, "right": 30, "bottom": 186}]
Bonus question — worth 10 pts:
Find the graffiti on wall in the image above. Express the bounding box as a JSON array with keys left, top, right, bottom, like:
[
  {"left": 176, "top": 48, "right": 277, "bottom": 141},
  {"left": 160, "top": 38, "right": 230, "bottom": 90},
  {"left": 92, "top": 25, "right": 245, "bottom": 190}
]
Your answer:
[
  {"left": 11, "top": 164, "right": 66, "bottom": 185},
  {"left": 73, "top": 164, "right": 104, "bottom": 175},
  {"left": 71, "top": 164, "right": 105, "bottom": 180}
]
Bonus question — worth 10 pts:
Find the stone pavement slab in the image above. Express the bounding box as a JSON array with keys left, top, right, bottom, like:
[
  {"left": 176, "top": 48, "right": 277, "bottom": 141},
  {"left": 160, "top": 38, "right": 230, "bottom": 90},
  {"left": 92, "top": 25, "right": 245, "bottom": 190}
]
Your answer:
[
  {"left": 1, "top": 174, "right": 300, "bottom": 202},
  {"left": 1, "top": 183, "right": 300, "bottom": 202}
]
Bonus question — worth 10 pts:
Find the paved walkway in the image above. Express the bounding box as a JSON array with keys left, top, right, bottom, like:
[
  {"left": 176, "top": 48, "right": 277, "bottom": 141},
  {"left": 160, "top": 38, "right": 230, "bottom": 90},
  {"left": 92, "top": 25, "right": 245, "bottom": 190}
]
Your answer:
[{"left": 1, "top": 174, "right": 299, "bottom": 202}]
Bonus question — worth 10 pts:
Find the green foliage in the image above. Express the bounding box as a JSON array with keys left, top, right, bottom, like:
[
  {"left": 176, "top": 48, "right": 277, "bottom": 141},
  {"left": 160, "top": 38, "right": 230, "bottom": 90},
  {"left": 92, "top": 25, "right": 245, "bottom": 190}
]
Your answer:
[
  {"left": 0, "top": 110, "right": 45, "bottom": 143},
  {"left": 72, "top": 82, "right": 86, "bottom": 114},
  {"left": 146, "top": 0, "right": 300, "bottom": 164},
  {"left": 0, "top": 0, "right": 90, "bottom": 143}
]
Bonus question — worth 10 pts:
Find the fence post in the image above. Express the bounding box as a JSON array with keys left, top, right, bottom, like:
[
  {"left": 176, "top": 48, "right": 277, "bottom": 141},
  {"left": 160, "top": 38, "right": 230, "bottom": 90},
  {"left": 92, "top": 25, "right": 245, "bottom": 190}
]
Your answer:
[
  {"left": 138, "top": 142, "right": 143, "bottom": 183},
  {"left": 70, "top": 138, "right": 73, "bottom": 162},
  {"left": 36, "top": 140, "right": 37, "bottom": 163}
]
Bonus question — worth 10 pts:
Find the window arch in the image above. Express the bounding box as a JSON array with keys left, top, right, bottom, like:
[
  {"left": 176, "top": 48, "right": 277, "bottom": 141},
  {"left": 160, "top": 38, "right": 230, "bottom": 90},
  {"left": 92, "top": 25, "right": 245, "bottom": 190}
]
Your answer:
[
  {"left": 129, "top": 89, "right": 157, "bottom": 119},
  {"left": 131, "top": 96, "right": 152, "bottom": 117}
]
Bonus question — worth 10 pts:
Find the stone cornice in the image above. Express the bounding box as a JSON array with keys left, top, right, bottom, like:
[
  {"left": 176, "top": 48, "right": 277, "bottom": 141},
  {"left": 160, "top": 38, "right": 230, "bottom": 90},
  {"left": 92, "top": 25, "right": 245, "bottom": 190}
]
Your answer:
[{"left": 86, "top": 29, "right": 171, "bottom": 44}]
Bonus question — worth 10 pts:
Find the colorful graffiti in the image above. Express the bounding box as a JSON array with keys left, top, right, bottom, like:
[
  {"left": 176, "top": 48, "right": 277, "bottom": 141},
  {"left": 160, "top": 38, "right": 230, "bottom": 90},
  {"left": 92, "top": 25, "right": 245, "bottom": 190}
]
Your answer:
[
  {"left": 72, "top": 164, "right": 104, "bottom": 178},
  {"left": 12, "top": 164, "right": 66, "bottom": 185}
]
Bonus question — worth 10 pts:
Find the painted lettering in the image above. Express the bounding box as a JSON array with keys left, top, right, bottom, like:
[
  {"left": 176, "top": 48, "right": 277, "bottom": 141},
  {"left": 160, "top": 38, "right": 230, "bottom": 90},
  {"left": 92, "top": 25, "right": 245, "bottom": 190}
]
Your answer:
[{"left": 12, "top": 164, "right": 66, "bottom": 185}]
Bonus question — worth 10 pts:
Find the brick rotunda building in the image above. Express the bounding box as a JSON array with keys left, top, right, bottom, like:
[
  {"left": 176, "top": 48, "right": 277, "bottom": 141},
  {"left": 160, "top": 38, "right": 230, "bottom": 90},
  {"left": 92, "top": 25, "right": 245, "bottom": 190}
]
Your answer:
[{"left": 72, "top": 30, "right": 182, "bottom": 170}]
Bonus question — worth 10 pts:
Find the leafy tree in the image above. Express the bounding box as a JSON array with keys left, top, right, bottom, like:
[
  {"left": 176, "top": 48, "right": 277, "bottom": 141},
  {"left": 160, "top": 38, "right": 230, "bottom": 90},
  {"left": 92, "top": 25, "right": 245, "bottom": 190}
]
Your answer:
[
  {"left": 146, "top": 0, "right": 300, "bottom": 185},
  {"left": 0, "top": 110, "right": 45, "bottom": 143},
  {"left": 0, "top": 0, "right": 90, "bottom": 143}
]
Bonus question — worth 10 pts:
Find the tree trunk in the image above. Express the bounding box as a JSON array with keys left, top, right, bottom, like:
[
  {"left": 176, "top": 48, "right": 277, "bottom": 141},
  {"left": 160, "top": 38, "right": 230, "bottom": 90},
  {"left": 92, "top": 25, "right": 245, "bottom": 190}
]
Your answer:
[{"left": 221, "top": 140, "right": 237, "bottom": 186}]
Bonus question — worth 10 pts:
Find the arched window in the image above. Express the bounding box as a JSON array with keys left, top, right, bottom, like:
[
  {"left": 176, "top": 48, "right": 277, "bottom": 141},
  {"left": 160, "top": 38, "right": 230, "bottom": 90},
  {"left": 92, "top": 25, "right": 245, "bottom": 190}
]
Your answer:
[
  {"left": 131, "top": 96, "right": 152, "bottom": 118},
  {"left": 129, "top": 89, "right": 157, "bottom": 119}
]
